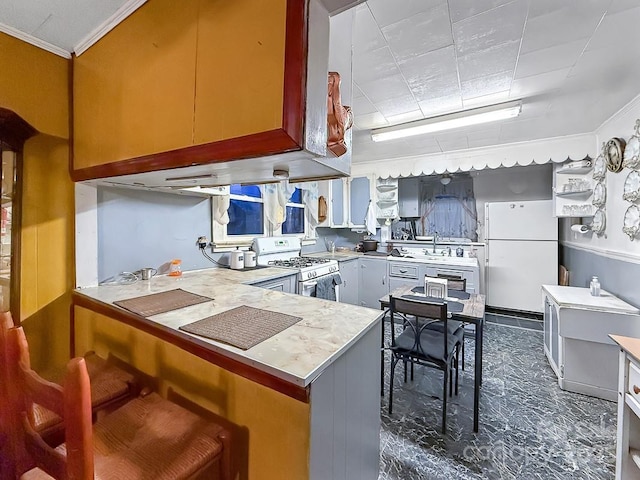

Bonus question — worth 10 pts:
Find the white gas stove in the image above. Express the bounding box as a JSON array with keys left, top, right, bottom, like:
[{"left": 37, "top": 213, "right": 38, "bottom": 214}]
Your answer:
[{"left": 252, "top": 237, "right": 340, "bottom": 299}]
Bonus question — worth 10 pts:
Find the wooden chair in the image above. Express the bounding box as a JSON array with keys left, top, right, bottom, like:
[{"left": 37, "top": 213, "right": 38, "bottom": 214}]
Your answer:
[
  {"left": 7, "top": 326, "right": 232, "bottom": 480},
  {"left": 0, "top": 311, "right": 138, "bottom": 441},
  {"left": 387, "top": 296, "right": 462, "bottom": 434},
  {"left": 559, "top": 265, "right": 569, "bottom": 286}
]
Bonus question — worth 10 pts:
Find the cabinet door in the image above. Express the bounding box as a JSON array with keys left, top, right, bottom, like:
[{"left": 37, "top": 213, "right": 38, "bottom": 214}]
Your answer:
[
  {"left": 349, "top": 176, "right": 372, "bottom": 228},
  {"left": 338, "top": 259, "right": 359, "bottom": 305},
  {"left": 398, "top": 176, "right": 420, "bottom": 218},
  {"left": 358, "top": 258, "right": 388, "bottom": 308},
  {"left": 252, "top": 275, "right": 296, "bottom": 294},
  {"left": 389, "top": 276, "right": 420, "bottom": 292},
  {"left": 331, "top": 179, "right": 348, "bottom": 227}
]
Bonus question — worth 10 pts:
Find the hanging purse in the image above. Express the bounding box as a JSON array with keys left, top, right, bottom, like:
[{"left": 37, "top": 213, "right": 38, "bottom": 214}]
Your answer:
[{"left": 327, "top": 72, "right": 353, "bottom": 157}]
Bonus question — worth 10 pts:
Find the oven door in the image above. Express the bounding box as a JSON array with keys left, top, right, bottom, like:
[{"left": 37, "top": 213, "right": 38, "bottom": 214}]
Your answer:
[{"left": 299, "top": 277, "right": 340, "bottom": 301}]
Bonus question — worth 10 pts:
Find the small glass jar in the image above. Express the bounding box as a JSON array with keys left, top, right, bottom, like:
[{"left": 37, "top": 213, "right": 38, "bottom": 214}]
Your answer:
[
  {"left": 589, "top": 276, "right": 600, "bottom": 296},
  {"left": 169, "top": 259, "right": 182, "bottom": 277}
]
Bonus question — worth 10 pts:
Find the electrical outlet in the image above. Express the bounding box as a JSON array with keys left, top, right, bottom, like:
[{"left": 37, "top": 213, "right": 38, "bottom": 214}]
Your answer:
[{"left": 196, "top": 236, "right": 209, "bottom": 249}]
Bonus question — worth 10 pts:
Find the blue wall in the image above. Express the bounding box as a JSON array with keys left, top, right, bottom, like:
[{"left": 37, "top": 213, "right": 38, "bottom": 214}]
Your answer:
[
  {"left": 561, "top": 244, "right": 640, "bottom": 308},
  {"left": 98, "top": 187, "right": 214, "bottom": 281}
]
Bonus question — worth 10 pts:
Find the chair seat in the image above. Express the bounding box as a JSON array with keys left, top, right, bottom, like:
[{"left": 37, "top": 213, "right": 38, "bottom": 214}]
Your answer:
[
  {"left": 22, "top": 393, "right": 226, "bottom": 480},
  {"left": 393, "top": 328, "right": 460, "bottom": 363},
  {"left": 32, "top": 352, "right": 136, "bottom": 433}
]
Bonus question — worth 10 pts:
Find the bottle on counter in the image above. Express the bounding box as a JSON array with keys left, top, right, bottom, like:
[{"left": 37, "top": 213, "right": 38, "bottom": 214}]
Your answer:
[
  {"left": 169, "top": 259, "right": 182, "bottom": 277},
  {"left": 589, "top": 276, "right": 600, "bottom": 296}
]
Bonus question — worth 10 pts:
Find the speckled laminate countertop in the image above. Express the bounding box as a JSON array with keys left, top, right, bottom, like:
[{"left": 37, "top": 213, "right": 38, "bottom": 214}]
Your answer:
[{"left": 74, "top": 267, "right": 383, "bottom": 388}]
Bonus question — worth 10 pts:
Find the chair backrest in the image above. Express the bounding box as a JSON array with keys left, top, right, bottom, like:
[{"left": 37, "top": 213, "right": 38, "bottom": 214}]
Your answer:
[
  {"left": 426, "top": 274, "right": 467, "bottom": 292},
  {"left": 559, "top": 265, "right": 569, "bottom": 286},
  {"left": 0, "top": 311, "right": 16, "bottom": 477},
  {"left": 389, "top": 296, "right": 448, "bottom": 359},
  {"left": 6, "top": 326, "right": 94, "bottom": 480}
]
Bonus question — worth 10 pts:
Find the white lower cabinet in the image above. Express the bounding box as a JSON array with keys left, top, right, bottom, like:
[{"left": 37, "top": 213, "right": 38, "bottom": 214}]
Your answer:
[
  {"left": 358, "top": 257, "right": 388, "bottom": 308},
  {"left": 613, "top": 337, "right": 640, "bottom": 479},
  {"left": 542, "top": 285, "right": 640, "bottom": 401},
  {"left": 249, "top": 274, "right": 298, "bottom": 294},
  {"left": 339, "top": 258, "right": 359, "bottom": 305}
]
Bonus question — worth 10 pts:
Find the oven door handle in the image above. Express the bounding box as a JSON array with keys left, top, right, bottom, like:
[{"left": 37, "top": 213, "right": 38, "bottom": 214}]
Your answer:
[{"left": 302, "top": 282, "right": 317, "bottom": 289}]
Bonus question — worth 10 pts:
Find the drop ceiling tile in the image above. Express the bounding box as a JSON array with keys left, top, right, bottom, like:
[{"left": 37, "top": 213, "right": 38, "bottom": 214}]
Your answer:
[
  {"left": 515, "top": 39, "right": 587, "bottom": 79},
  {"left": 418, "top": 95, "right": 464, "bottom": 117},
  {"left": 359, "top": 74, "right": 413, "bottom": 104},
  {"left": 585, "top": 6, "right": 640, "bottom": 52},
  {"left": 353, "top": 84, "right": 365, "bottom": 99},
  {"left": 381, "top": 3, "right": 453, "bottom": 61},
  {"left": 453, "top": 0, "right": 528, "bottom": 57},
  {"left": 352, "top": 46, "right": 400, "bottom": 85},
  {"left": 457, "top": 41, "right": 519, "bottom": 82},
  {"left": 354, "top": 112, "right": 388, "bottom": 129},
  {"left": 374, "top": 93, "right": 420, "bottom": 118},
  {"left": 520, "top": 4, "right": 607, "bottom": 54},
  {"left": 353, "top": 95, "right": 379, "bottom": 115},
  {"left": 462, "top": 90, "right": 510, "bottom": 108},
  {"left": 353, "top": 4, "right": 388, "bottom": 54},
  {"left": 367, "top": 0, "right": 444, "bottom": 28},
  {"left": 436, "top": 134, "right": 469, "bottom": 151},
  {"left": 448, "top": 0, "right": 514, "bottom": 23},
  {"left": 398, "top": 46, "right": 459, "bottom": 102},
  {"left": 461, "top": 71, "right": 512, "bottom": 100},
  {"left": 466, "top": 126, "right": 502, "bottom": 147},
  {"left": 0, "top": 4, "right": 56, "bottom": 35},
  {"left": 509, "top": 68, "right": 570, "bottom": 98},
  {"left": 608, "top": 0, "right": 640, "bottom": 14}
]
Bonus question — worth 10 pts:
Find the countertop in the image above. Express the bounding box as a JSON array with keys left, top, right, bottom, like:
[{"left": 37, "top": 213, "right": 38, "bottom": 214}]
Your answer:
[
  {"left": 306, "top": 250, "right": 480, "bottom": 268},
  {"left": 610, "top": 335, "right": 640, "bottom": 364},
  {"left": 542, "top": 285, "right": 640, "bottom": 314},
  {"left": 74, "top": 266, "right": 383, "bottom": 389}
]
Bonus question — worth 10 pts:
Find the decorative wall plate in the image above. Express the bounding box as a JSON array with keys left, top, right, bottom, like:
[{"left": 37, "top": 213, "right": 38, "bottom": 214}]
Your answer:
[
  {"left": 593, "top": 154, "right": 606, "bottom": 180},
  {"left": 623, "top": 119, "right": 640, "bottom": 170},
  {"left": 591, "top": 208, "right": 606, "bottom": 235},
  {"left": 623, "top": 205, "right": 640, "bottom": 240},
  {"left": 604, "top": 137, "right": 626, "bottom": 173},
  {"left": 592, "top": 181, "right": 606, "bottom": 207},
  {"left": 623, "top": 171, "right": 640, "bottom": 202}
]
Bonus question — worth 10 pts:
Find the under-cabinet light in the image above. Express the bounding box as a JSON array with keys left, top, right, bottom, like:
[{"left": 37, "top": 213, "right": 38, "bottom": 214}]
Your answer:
[{"left": 371, "top": 100, "right": 522, "bottom": 142}]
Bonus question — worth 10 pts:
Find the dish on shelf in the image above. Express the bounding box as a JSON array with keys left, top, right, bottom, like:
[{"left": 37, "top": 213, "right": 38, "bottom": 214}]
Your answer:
[
  {"left": 415, "top": 236, "right": 433, "bottom": 241},
  {"left": 376, "top": 199, "right": 397, "bottom": 208},
  {"left": 555, "top": 189, "right": 592, "bottom": 198},
  {"left": 593, "top": 154, "right": 606, "bottom": 180},
  {"left": 376, "top": 190, "right": 397, "bottom": 201},
  {"left": 623, "top": 119, "right": 640, "bottom": 170},
  {"left": 591, "top": 208, "right": 606, "bottom": 235},
  {"left": 624, "top": 171, "right": 640, "bottom": 202},
  {"left": 561, "top": 204, "right": 593, "bottom": 217},
  {"left": 376, "top": 184, "right": 398, "bottom": 192},
  {"left": 592, "top": 182, "right": 606, "bottom": 207},
  {"left": 623, "top": 205, "right": 640, "bottom": 240}
]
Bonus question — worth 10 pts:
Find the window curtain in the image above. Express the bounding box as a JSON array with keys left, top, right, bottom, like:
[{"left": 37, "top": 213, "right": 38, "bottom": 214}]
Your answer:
[
  {"left": 264, "top": 181, "right": 296, "bottom": 229},
  {"left": 419, "top": 177, "right": 478, "bottom": 241}
]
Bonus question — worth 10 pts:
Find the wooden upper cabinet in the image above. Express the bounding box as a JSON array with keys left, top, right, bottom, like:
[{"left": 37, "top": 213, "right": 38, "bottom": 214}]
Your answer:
[
  {"left": 193, "top": 0, "right": 286, "bottom": 145},
  {"left": 73, "top": 0, "right": 198, "bottom": 171},
  {"left": 71, "top": 0, "right": 308, "bottom": 182}
]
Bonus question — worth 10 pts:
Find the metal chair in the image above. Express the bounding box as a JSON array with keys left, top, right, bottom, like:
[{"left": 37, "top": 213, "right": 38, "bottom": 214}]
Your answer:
[
  {"left": 6, "top": 326, "right": 232, "bottom": 480},
  {"left": 387, "top": 296, "right": 462, "bottom": 434}
]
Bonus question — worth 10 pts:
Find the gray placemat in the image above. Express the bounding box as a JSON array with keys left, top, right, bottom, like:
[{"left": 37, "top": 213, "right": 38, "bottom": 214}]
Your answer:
[
  {"left": 401, "top": 295, "right": 464, "bottom": 313},
  {"left": 114, "top": 289, "right": 213, "bottom": 317},
  {"left": 411, "top": 286, "right": 471, "bottom": 300},
  {"left": 179, "top": 305, "right": 302, "bottom": 350}
]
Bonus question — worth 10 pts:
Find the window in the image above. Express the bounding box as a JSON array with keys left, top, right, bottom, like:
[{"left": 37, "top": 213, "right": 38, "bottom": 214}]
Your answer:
[
  {"left": 421, "top": 176, "right": 478, "bottom": 241},
  {"left": 212, "top": 184, "right": 312, "bottom": 246}
]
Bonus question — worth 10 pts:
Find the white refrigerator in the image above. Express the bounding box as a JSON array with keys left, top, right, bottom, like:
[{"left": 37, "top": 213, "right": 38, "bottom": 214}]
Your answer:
[{"left": 485, "top": 200, "right": 558, "bottom": 313}]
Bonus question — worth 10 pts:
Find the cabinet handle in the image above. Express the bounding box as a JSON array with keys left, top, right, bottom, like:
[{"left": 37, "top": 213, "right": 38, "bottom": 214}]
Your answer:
[
  {"left": 634, "top": 385, "right": 640, "bottom": 395},
  {"left": 383, "top": 275, "right": 386, "bottom": 285},
  {"left": 399, "top": 269, "right": 407, "bottom": 273}
]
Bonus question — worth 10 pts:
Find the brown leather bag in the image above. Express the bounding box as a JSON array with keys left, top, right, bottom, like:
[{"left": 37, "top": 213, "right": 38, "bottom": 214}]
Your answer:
[{"left": 327, "top": 72, "right": 353, "bottom": 157}]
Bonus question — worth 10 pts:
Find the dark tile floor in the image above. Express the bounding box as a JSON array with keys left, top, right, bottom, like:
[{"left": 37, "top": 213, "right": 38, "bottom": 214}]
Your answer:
[{"left": 378, "top": 317, "right": 617, "bottom": 480}]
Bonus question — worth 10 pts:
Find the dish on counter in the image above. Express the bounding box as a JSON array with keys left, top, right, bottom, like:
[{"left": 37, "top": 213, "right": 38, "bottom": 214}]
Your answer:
[
  {"left": 623, "top": 171, "right": 640, "bottom": 202},
  {"left": 623, "top": 205, "right": 640, "bottom": 239},
  {"left": 592, "top": 181, "right": 606, "bottom": 207},
  {"left": 591, "top": 208, "right": 606, "bottom": 235},
  {"left": 623, "top": 119, "right": 640, "bottom": 170}
]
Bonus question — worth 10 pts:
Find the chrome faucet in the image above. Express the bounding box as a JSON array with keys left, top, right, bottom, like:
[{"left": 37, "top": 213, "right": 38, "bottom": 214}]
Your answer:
[{"left": 432, "top": 232, "right": 439, "bottom": 253}]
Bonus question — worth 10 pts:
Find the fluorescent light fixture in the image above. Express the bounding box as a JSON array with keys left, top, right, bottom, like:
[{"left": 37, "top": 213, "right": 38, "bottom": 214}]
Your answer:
[{"left": 371, "top": 100, "right": 522, "bottom": 142}]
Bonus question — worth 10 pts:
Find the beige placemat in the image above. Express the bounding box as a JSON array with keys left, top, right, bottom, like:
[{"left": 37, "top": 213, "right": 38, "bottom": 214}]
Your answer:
[
  {"left": 179, "top": 305, "right": 302, "bottom": 350},
  {"left": 114, "top": 289, "right": 213, "bottom": 317}
]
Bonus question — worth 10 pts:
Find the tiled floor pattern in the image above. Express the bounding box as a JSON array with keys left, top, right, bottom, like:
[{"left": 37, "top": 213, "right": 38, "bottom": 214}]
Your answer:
[{"left": 378, "top": 318, "right": 616, "bottom": 480}]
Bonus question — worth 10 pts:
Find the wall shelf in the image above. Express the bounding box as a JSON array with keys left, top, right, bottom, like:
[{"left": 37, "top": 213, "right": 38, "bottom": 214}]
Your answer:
[
  {"left": 556, "top": 166, "right": 593, "bottom": 174},
  {"left": 555, "top": 189, "right": 593, "bottom": 198}
]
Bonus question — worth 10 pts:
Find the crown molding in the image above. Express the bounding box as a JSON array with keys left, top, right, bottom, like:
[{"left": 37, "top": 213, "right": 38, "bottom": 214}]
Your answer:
[
  {"left": 0, "top": 21, "right": 71, "bottom": 58},
  {"left": 74, "top": 0, "right": 147, "bottom": 56}
]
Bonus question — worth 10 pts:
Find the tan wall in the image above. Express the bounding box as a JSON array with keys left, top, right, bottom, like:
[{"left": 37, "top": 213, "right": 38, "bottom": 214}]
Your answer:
[
  {"left": 0, "top": 33, "right": 69, "bottom": 139},
  {"left": 74, "top": 307, "right": 311, "bottom": 480},
  {"left": 20, "top": 135, "right": 74, "bottom": 371},
  {"left": 0, "top": 33, "right": 73, "bottom": 370},
  {"left": 73, "top": 0, "right": 287, "bottom": 170}
]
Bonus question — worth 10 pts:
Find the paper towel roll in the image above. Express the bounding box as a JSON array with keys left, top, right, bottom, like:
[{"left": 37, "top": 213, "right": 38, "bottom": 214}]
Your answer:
[{"left": 571, "top": 224, "right": 590, "bottom": 233}]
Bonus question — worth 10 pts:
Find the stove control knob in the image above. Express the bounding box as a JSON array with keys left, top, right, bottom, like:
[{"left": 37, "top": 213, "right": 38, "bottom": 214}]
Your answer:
[
  {"left": 313, "top": 271, "right": 317, "bottom": 278},
  {"left": 307, "top": 272, "right": 312, "bottom": 280}
]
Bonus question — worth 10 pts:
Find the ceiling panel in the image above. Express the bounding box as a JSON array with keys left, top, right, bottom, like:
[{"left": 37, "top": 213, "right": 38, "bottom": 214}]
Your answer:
[
  {"left": 515, "top": 40, "right": 587, "bottom": 79},
  {"left": 453, "top": 0, "right": 528, "bottom": 57},
  {"left": 374, "top": 93, "right": 420, "bottom": 119},
  {"left": 352, "top": 4, "right": 388, "bottom": 53},
  {"left": 353, "top": 95, "right": 378, "bottom": 115},
  {"left": 448, "top": 0, "right": 514, "bottom": 24},
  {"left": 397, "top": 46, "right": 459, "bottom": 102},
  {"left": 509, "top": 68, "right": 571, "bottom": 99},
  {"left": 463, "top": 90, "right": 510, "bottom": 108},
  {"left": 367, "top": 0, "right": 443, "bottom": 28},
  {"left": 358, "top": 73, "right": 413, "bottom": 104},
  {"left": 381, "top": 3, "right": 453, "bottom": 61},
  {"left": 418, "top": 95, "right": 463, "bottom": 118},
  {"left": 457, "top": 41, "right": 520, "bottom": 82},
  {"left": 352, "top": 46, "right": 399, "bottom": 85},
  {"left": 460, "top": 71, "right": 512, "bottom": 100}
]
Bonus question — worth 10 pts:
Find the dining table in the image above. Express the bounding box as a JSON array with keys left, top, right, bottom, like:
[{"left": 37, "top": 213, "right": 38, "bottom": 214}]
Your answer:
[{"left": 379, "top": 285, "right": 486, "bottom": 432}]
